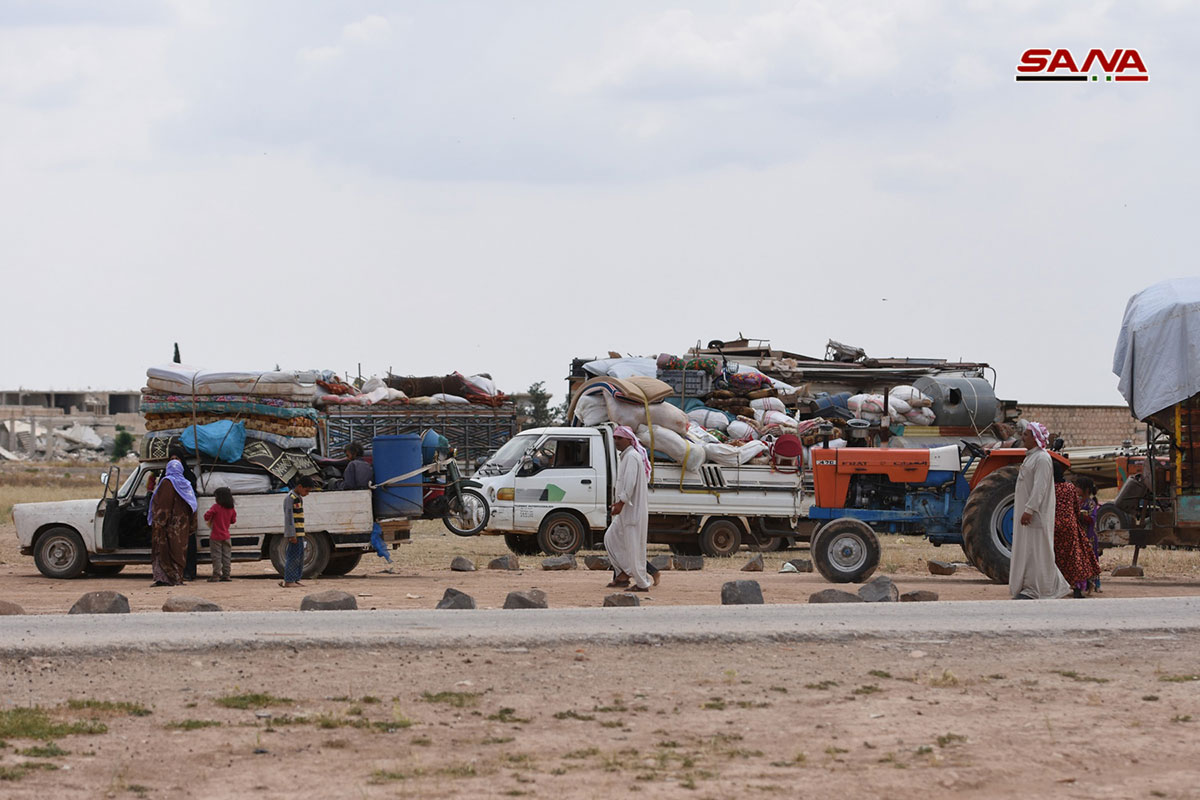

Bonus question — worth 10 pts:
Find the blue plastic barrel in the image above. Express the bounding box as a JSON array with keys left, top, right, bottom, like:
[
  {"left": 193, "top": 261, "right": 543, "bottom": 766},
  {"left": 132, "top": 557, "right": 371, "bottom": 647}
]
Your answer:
[
  {"left": 372, "top": 434, "right": 423, "bottom": 518},
  {"left": 420, "top": 429, "right": 450, "bottom": 465}
]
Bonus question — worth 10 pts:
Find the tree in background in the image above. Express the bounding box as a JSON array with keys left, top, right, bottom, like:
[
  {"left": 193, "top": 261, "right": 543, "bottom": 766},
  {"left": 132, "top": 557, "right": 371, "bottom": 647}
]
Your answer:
[
  {"left": 111, "top": 425, "right": 135, "bottom": 462},
  {"left": 520, "top": 381, "right": 558, "bottom": 430}
]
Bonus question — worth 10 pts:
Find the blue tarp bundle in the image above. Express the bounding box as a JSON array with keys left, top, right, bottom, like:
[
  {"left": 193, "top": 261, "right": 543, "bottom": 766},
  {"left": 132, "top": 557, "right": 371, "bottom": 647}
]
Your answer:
[
  {"left": 1114, "top": 278, "right": 1200, "bottom": 420},
  {"left": 179, "top": 420, "right": 246, "bottom": 463}
]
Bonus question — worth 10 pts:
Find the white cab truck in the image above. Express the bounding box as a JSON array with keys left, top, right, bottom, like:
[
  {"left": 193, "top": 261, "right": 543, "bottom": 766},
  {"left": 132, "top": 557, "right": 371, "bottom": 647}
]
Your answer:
[
  {"left": 472, "top": 425, "right": 811, "bottom": 556},
  {"left": 12, "top": 460, "right": 409, "bottom": 579}
]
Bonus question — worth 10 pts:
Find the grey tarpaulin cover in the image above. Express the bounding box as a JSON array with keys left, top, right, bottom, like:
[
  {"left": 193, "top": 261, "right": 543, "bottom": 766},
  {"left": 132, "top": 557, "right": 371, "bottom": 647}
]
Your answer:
[{"left": 1113, "top": 278, "right": 1200, "bottom": 420}]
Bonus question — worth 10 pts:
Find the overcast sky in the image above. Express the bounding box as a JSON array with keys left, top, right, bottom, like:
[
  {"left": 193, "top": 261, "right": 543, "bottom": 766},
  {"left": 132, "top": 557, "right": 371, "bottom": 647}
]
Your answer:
[{"left": 2, "top": 1, "right": 1195, "bottom": 405}]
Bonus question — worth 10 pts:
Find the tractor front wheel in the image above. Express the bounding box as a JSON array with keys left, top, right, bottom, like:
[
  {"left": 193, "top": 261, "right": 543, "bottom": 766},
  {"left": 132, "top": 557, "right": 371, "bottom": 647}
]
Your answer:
[{"left": 811, "top": 518, "right": 880, "bottom": 583}]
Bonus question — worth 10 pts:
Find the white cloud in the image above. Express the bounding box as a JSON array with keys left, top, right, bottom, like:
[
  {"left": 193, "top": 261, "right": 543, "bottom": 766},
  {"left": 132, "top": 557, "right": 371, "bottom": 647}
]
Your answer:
[{"left": 299, "top": 13, "right": 393, "bottom": 63}]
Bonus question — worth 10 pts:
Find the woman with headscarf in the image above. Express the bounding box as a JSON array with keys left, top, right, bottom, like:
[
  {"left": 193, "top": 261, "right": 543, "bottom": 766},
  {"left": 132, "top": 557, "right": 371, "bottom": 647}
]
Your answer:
[
  {"left": 1009, "top": 422, "right": 1070, "bottom": 600},
  {"left": 148, "top": 459, "right": 198, "bottom": 586},
  {"left": 1053, "top": 462, "right": 1102, "bottom": 598},
  {"left": 603, "top": 426, "right": 652, "bottom": 592}
]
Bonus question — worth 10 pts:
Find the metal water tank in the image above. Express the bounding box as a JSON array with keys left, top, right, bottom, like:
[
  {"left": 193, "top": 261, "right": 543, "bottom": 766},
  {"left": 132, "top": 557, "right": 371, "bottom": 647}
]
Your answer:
[{"left": 911, "top": 377, "right": 998, "bottom": 429}]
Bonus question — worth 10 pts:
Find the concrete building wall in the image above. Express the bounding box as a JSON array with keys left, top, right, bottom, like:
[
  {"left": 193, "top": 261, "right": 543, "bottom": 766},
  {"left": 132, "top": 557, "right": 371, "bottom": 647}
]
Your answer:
[{"left": 1020, "top": 404, "right": 1146, "bottom": 448}]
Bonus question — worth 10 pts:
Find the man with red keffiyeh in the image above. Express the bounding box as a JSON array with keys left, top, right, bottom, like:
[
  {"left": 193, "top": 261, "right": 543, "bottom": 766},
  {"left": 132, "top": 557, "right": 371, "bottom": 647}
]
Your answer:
[
  {"left": 1009, "top": 422, "right": 1070, "bottom": 600},
  {"left": 603, "top": 426, "right": 653, "bottom": 592}
]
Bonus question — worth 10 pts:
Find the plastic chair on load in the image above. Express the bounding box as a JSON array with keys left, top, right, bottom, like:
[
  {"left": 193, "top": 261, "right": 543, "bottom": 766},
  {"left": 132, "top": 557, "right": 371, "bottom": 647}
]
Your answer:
[{"left": 771, "top": 434, "right": 804, "bottom": 473}]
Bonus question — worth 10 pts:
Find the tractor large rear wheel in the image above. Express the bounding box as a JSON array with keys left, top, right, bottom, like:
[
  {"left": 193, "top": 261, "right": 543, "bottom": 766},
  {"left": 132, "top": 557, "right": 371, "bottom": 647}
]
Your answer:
[{"left": 961, "top": 465, "right": 1019, "bottom": 583}]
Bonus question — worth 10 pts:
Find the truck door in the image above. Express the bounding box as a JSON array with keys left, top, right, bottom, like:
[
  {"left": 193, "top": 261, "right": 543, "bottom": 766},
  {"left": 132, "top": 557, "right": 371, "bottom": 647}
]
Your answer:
[{"left": 512, "top": 436, "right": 600, "bottom": 531}]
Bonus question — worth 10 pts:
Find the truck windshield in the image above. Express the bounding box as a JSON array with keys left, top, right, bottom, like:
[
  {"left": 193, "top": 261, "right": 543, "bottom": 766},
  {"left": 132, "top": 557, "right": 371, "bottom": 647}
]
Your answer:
[{"left": 480, "top": 434, "right": 539, "bottom": 475}]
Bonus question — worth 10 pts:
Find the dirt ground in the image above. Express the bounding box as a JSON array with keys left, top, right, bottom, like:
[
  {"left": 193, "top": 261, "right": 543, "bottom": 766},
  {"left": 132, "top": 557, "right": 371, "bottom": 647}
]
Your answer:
[
  {"left": 4, "top": 473, "right": 1200, "bottom": 613},
  {"left": 3, "top": 633, "right": 1200, "bottom": 799}
]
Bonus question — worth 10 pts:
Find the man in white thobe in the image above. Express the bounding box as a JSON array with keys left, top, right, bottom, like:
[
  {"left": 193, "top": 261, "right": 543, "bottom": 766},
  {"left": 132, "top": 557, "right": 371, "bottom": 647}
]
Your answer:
[
  {"left": 1009, "top": 422, "right": 1070, "bottom": 600},
  {"left": 603, "top": 426, "right": 652, "bottom": 591}
]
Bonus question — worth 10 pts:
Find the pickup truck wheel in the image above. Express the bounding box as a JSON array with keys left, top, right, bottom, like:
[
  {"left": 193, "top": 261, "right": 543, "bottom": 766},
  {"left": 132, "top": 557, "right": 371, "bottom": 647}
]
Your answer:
[
  {"left": 269, "top": 532, "right": 332, "bottom": 578},
  {"left": 87, "top": 563, "right": 125, "bottom": 576},
  {"left": 699, "top": 518, "right": 743, "bottom": 558},
  {"left": 504, "top": 534, "right": 541, "bottom": 555},
  {"left": 960, "top": 465, "right": 1019, "bottom": 584},
  {"left": 34, "top": 527, "right": 88, "bottom": 579},
  {"left": 537, "top": 512, "right": 586, "bottom": 555},
  {"left": 443, "top": 489, "right": 490, "bottom": 536},
  {"left": 322, "top": 551, "right": 363, "bottom": 576},
  {"left": 811, "top": 518, "right": 880, "bottom": 583}
]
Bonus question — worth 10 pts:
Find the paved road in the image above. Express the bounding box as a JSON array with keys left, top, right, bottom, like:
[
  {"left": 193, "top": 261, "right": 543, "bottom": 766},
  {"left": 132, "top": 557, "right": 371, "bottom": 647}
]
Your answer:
[{"left": 3, "top": 596, "right": 1199, "bottom": 655}]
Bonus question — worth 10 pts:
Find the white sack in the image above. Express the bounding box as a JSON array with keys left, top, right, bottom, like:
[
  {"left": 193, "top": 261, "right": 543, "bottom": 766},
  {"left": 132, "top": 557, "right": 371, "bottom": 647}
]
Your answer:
[
  {"left": 703, "top": 440, "right": 769, "bottom": 467},
  {"left": 848, "top": 394, "right": 886, "bottom": 415},
  {"left": 431, "top": 393, "right": 469, "bottom": 404},
  {"left": 603, "top": 394, "right": 689, "bottom": 435},
  {"left": 755, "top": 409, "right": 797, "bottom": 428},
  {"left": 688, "top": 409, "right": 730, "bottom": 432},
  {"left": 464, "top": 374, "right": 497, "bottom": 396},
  {"left": 636, "top": 424, "right": 706, "bottom": 471},
  {"left": 905, "top": 407, "right": 937, "bottom": 426},
  {"left": 582, "top": 357, "right": 657, "bottom": 379},
  {"left": 726, "top": 420, "right": 760, "bottom": 440},
  {"left": 364, "top": 386, "right": 389, "bottom": 404},
  {"left": 385, "top": 388, "right": 408, "bottom": 402},
  {"left": 574, "top": 394, "right": 610, "bottom": 426},
  {"left": 360, "top": 376, "right": 386, "bottom": 393},
  {"left": 889, "top": 385, "right": 933, "bottom": 408},
  {"left": 197, "top": 471, "right": 274, "bottom": 495},
  {"left": 750, "top": 396, "right": 786, "bottom": 413},
  {"left": 887, "top": 396, "right": 912, "bottom": 416}
]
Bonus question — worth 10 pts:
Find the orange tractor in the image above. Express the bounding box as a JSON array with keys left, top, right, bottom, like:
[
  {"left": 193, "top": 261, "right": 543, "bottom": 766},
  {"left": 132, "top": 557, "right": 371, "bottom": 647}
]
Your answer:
[{"left": 806, "top": 440, "right": 1070, "bottom": 583}]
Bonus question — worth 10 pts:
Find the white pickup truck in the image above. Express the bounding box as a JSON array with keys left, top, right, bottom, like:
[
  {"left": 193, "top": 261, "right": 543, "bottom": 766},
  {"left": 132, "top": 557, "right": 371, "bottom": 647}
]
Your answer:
[
  {"left": 12, "top": 460, "right": 409, "bottom": 579},
  {"left": 472, "top": 424, "right": 811, "bottom": 556}
]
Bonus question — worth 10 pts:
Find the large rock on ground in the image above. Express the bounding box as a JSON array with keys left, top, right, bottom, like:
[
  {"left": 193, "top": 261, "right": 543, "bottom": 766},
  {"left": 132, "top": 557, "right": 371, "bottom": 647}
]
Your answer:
[
  {"left": 69, "top": 591, "right": 130, "bottom": 615},
  {"left": 300, "top": 589, "right": 357, "bottom": 611},
  {"left": 857, "top": 575, "right": 899, "bottom": 603},
  {"left": 584, "top": 555, "right": 611, "bottom": 571},
  {"left": 783, "top": 558, "right": 813, "bottom": 573},
  {"left": 436, "top": 588, "right": 477, "bottom": 610},
  {"left": 0, "top": 599, "right": 25, "bottom": 615},
  {"left": 808, "top": 588, "right": 864, "bottom": 604},
  {"left": 603, "top": 593, "right": 641, "bottom": 608},
  {"left": 541, "top": 554, "right": 577, "bottom": 571},
  {"left": 488, "top": 555, "right": 520, "bottom": 571},
  {"left": 721, "top": 580, "right": 764, "bottom": 605},
  {"left": 450, "top": 556, "right": 477, "bottom": 572},
  {"left": 741, "top": 554, "right": 764, "bottom": 572},
  {"left": 649, "top": 554, "right": 674, "bottom": 571},
  {"left": 503, "top": 589, "right": 548, "bottom": 609},
  {"left": 1112, "top": 565, "right": 1145, "bottom": 577},
  {"left": 674, "top": 555, "right": 705, "bottom": 571},
  {"left": 900, "top": 590, "right": 939, "bottom": 602},
  {"left": 927, "top": 560, "right": 957, "bottom": 576},
  {"left": 162, "top": 595, "right": 222, "bottom": 613}
]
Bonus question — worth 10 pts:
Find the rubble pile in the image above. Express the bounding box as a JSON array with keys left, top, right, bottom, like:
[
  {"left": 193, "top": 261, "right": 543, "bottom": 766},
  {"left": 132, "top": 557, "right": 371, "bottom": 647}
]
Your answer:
[{"left": 0, "top": 419, "right": 113, "bottom": 462}]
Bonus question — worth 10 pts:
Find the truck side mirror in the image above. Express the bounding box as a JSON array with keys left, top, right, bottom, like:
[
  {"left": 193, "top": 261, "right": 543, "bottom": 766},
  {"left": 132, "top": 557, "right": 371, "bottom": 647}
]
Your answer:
[{"left": 100, "top": 472, "right": 109, "bottom": 486}]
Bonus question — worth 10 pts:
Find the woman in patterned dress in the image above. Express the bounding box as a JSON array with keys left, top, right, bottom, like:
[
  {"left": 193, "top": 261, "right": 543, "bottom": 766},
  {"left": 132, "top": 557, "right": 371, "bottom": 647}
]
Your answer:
[{"left": 1052, "top": 461, "right": 1101, "bottom": 599}]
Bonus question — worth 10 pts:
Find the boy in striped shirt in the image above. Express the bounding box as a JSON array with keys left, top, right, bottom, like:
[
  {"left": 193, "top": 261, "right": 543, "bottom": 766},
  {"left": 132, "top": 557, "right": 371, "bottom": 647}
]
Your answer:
[{"left": 281, "top": 476, "right": 316, "bottom": 588}]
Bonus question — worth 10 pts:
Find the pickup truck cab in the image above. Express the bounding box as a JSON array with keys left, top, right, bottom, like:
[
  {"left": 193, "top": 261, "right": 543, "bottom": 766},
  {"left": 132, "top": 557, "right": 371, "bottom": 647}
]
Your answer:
[
  {"left": 12, "top": 460, "right": 404, "bottom": 579},
  {"left": 473, "top": 425, "right": 811, "bottom": 556}
]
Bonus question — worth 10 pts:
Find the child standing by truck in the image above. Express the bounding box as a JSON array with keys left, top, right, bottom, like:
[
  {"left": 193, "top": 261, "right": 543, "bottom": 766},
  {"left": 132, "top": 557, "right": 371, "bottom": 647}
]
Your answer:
[
  {"left": 281, "top": 476, "right": 315, "bottom": 588},
  {"left": 203, "top": 487, "right": 237, "bottom": 582}
]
